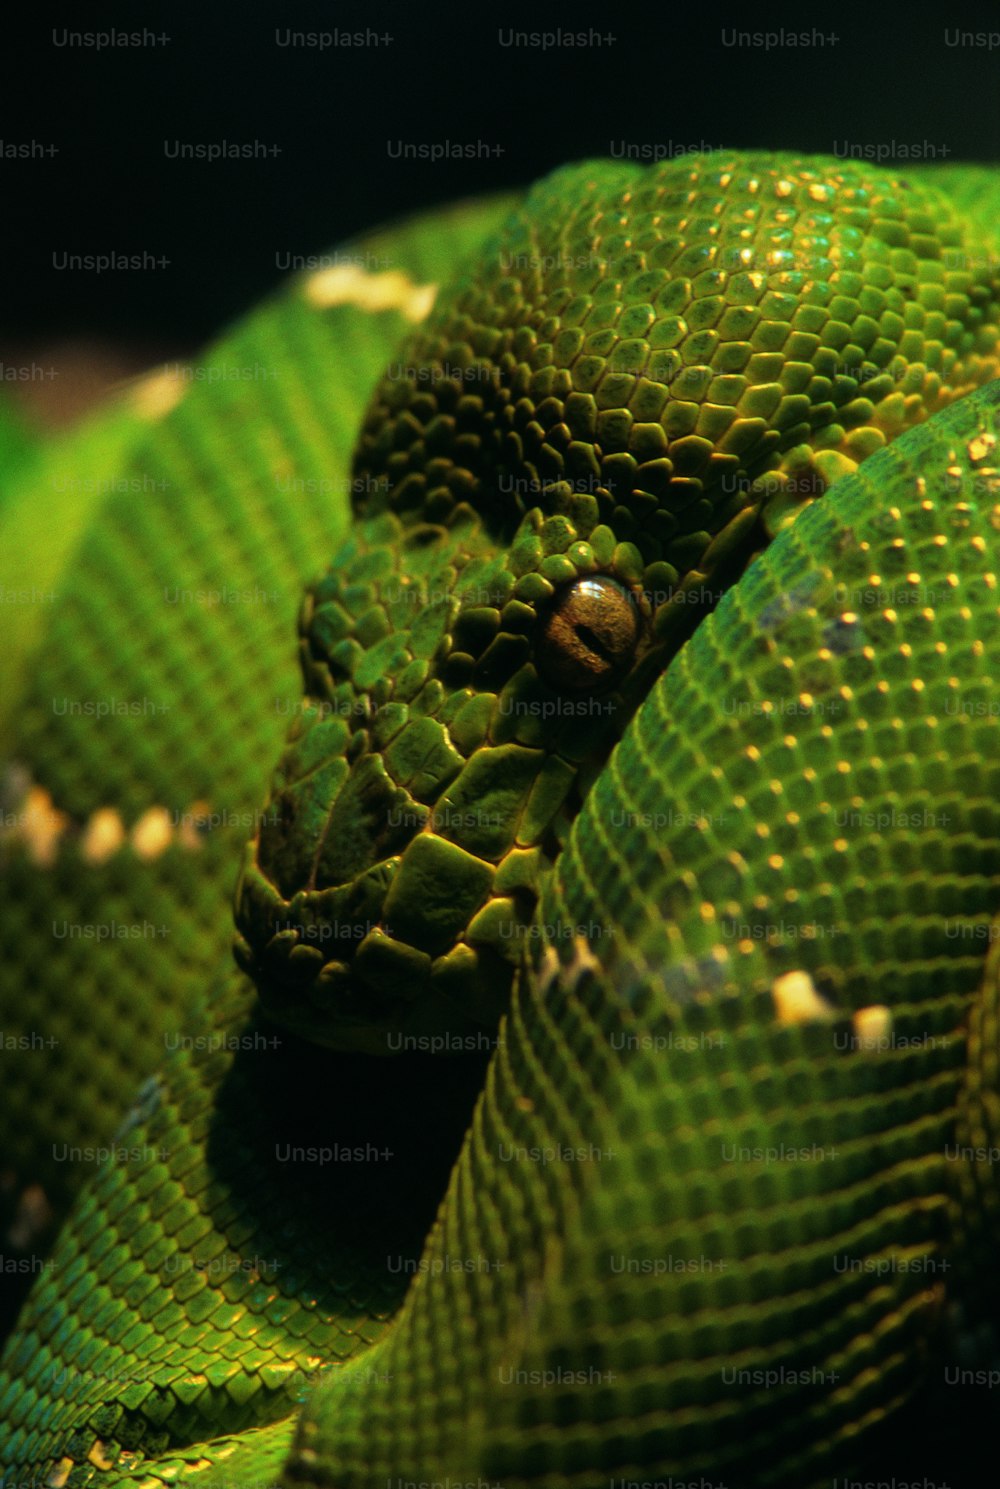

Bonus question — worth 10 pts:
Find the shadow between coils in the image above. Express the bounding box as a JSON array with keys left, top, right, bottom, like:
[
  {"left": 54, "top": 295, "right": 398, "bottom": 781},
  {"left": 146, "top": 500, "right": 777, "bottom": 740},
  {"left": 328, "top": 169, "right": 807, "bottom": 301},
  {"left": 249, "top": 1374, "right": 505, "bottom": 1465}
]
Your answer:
[{"left": 203, "top": 1002, "right": 493, "bottom": 1326}]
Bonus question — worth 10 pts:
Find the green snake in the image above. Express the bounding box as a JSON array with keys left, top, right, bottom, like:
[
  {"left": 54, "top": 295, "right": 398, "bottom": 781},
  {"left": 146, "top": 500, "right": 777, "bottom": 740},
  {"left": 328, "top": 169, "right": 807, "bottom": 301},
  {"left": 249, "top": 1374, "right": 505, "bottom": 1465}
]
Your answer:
[{"left": 3, "top": 150, "right": 1000, "bottom": 1487}]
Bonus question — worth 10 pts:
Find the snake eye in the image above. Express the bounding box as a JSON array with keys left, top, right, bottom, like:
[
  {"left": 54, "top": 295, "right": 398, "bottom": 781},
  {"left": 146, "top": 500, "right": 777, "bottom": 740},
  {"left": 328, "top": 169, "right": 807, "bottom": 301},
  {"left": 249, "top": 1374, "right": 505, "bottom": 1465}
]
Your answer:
[{"left": 536, "top": 575, "right": 641, "bottom": 692}]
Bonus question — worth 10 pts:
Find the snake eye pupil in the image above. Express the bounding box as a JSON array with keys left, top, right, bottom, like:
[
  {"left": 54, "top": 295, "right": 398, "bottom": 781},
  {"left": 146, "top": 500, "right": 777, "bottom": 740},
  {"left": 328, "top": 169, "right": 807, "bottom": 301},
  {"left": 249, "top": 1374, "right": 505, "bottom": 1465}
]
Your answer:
[{"left": 536, "top": 575, "right": 640, "bottom": 692}]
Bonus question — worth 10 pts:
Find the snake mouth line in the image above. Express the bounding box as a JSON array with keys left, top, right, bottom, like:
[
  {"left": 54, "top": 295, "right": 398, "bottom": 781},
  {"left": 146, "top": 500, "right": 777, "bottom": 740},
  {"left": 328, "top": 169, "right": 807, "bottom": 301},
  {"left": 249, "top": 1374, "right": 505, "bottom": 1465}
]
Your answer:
[{"left": 233, "top": 827, "right": 530, "bottom": 1055}]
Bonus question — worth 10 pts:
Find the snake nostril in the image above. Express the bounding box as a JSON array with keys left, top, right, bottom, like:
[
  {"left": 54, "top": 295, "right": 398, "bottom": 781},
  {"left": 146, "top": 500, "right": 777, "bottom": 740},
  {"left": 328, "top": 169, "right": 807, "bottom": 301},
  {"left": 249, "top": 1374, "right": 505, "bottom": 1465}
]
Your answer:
[
  {"left": 255, "top": 752, "right": 425, "bottom": 902},
  {"left": 312, "top": 754, "right": 423, "bottom": 891}
]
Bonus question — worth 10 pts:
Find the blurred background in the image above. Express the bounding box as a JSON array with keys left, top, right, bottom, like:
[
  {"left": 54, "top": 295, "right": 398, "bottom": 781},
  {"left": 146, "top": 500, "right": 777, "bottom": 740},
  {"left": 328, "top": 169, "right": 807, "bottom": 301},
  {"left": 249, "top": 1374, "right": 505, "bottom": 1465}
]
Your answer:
[{"left": 2, "top": 0, "right": 999, "bottom": 428}]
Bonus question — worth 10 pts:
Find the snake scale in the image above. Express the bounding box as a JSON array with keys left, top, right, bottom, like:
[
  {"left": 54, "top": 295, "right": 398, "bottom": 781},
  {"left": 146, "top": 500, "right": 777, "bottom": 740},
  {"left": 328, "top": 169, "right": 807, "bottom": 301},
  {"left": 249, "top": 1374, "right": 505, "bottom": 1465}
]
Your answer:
[{"left": 3, "top": 151, "right": 1000, "bottom": 1487}]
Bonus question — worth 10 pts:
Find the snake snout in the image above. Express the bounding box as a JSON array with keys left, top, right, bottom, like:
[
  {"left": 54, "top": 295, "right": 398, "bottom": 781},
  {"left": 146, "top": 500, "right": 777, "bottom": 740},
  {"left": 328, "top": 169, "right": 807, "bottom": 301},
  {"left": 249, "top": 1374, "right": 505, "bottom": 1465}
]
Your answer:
[{"left": 232, "top": 710, "right": 514, "bottom": 1054}]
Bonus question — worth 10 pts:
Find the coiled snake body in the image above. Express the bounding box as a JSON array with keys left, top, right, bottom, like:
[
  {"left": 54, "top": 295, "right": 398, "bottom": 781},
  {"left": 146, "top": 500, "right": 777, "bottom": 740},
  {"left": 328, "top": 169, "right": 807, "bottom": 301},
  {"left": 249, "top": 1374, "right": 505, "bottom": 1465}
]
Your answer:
[{"left": 3, "top": 151, "right": 1000, "bottom": 1487}]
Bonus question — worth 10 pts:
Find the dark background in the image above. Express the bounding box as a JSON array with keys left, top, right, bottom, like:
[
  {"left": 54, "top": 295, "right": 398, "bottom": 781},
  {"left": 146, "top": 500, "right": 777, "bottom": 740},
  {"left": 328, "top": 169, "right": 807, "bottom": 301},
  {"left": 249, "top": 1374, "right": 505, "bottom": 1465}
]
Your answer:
[{"left": 2, "top": 1, "right": 999, "bottom": 363}]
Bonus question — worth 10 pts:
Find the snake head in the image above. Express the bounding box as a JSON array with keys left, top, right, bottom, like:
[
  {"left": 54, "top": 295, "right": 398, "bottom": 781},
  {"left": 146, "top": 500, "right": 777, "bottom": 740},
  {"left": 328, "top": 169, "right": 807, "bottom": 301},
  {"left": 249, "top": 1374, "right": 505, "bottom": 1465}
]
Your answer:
[{"left": 233, "top": 500, "right": 653, "bottom": 1054}]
